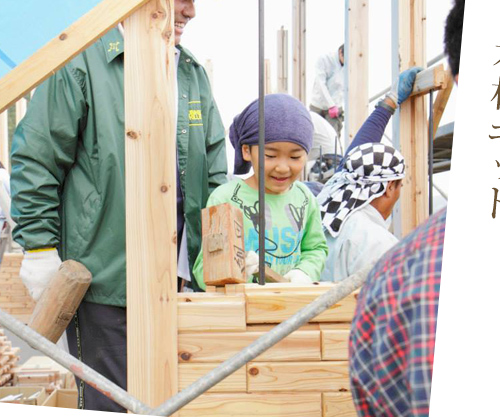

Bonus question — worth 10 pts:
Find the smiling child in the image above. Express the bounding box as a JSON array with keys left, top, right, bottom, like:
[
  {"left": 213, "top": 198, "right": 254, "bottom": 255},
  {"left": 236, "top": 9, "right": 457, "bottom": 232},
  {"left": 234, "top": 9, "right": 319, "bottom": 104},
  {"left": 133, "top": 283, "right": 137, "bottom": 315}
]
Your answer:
[{"left": 193, "top": 94, "right": 328, "bottom": 289}]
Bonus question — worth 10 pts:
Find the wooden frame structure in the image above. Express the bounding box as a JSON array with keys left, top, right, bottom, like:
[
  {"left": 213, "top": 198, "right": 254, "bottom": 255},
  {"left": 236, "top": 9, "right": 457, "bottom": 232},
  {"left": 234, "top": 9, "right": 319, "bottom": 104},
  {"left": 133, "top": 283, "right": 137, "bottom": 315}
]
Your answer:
[{"left": 0, "top": 0, "right": 450, "bottom": 415}]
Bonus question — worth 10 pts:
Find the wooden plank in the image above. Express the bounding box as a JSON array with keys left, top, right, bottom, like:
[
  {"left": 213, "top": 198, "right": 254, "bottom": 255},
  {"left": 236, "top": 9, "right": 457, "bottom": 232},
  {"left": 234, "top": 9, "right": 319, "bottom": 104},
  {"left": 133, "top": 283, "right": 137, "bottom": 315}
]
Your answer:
[
  {"left": 323, "top": 392, "right": 357, "bottom": 417},
  {"left": 178, "top": 330, "right": 321, "bottom": 363},
  {"left": 410, "top": 64, "right": 448, "bottom": 98},
  {"left": 0, "top": 112, "right": 9, "bottom": 171},
  {"left": 202, "top": 203, "right": 246, "bottom": 286},
  {"left": 265, "top": 59, "right": 272, "bottom": 94},
  {"left": 179, "top": 364, "right": 246, "bottom": 393},
  {"left": 15, "top": 98, "right": 27, "bottom": 126},
  {"left": 247, "top": 361, "right": 350, "bottom": 392},
  {"left": 346, "top": 0, "right": 369, "bottom": 145},
  {"left": 432, "top": 69, "right": 454, "bottom": 138},
  {"left": 399, "top": 0, "right": 428, "bottom": 236},
  {"left": 0, "top": 0, "right": 149, "bottom": 114},
  {"left": 320, "top": 324, "right": 350, "bottom": 361},
  {"left": 277, "top": 26, "right": 288, "bottom": 94},
  {"left": 246, "top": 288, "right": 357, "bottom": 324},
  {"left": 178, "top": 295, "right": 246, "bottom": 332},
  {"left": 125, "top": 0, "right": 178, "bottom": 408},
  {"left": 179, "top": 393, "right": 322, "bottom": 417}
]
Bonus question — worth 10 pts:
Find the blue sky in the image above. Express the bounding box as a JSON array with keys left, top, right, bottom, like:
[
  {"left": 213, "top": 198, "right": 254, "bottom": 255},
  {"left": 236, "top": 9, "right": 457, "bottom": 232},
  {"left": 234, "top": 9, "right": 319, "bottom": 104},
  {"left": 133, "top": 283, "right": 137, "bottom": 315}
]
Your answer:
[{"left": 0, "top": 0, "right": 101, "bottom": 78}]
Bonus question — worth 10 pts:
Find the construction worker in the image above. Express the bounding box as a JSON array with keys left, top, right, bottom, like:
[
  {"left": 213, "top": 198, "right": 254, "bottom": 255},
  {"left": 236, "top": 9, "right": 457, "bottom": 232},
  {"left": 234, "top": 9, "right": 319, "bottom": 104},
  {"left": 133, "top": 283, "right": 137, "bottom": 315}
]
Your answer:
[
  {"left": 317, "top": 67, "right": 422, "bottom": 282},
  {"left": 10, "top": 0, "right": 227, "bottom": 412},
  {"left": 310, "top": 44, "right": 345, "bottom": 140},
  {"left": 348, "top": 0, "right": 463, "bottom": 415}
]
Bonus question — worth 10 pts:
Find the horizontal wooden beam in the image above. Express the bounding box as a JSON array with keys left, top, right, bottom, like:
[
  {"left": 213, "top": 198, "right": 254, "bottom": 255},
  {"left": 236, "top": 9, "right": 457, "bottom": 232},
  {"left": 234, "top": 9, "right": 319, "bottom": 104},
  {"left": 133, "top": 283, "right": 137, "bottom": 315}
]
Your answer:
[
  {"left": 0, "top": 0, "right": 149, "bottom": 113},
  {"left": 179, "top": 364, "right": 246, "bottom": 393},
  {"left": 410, "top": 63, "right": 448, "bottom": 99}
]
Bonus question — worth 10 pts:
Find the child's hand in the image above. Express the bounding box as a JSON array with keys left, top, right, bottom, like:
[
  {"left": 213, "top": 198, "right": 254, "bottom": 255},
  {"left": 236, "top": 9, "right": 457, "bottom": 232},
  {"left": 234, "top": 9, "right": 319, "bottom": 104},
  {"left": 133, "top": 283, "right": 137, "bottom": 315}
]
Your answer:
[
  {"left": 284, "top": 269, "right": 312, "bottom": 284},
  {"left": 245, "top": 251, "right": 259, "bottom": 275}
]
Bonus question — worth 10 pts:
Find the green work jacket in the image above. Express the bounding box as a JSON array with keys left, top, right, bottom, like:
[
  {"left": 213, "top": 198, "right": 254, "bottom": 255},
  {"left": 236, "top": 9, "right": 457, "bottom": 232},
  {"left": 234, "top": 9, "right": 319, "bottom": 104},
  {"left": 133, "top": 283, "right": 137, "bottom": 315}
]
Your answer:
[{"left": 10, "top": 28, "right": 227, "bottom": 306}]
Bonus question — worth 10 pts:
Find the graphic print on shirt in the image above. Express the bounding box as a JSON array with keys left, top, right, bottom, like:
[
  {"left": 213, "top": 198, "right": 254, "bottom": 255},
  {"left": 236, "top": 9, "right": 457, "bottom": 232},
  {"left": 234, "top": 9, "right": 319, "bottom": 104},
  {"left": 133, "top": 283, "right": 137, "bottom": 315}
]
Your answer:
[{"left": 230, "top": 183, "right": 308, "bottom": 268}]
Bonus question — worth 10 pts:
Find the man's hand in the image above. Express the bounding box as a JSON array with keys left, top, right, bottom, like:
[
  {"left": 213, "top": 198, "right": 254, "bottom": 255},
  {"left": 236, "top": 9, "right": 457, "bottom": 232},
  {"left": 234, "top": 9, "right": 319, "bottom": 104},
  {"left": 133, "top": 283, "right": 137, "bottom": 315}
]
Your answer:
[
  {"left": 386, "top": 66, "right": 424, "bottom": 106},
  {"left": 284, "top": 269, "right": 312, "bottom": 284},
  {"left": 328, "top": 106, "right": 340, "bottom": 119},
  {"left": 20, "top": 249, "right": 62, "bottom": 302},
  {"left": 245, "top": 251, "right": 259, "bottom": 276}
]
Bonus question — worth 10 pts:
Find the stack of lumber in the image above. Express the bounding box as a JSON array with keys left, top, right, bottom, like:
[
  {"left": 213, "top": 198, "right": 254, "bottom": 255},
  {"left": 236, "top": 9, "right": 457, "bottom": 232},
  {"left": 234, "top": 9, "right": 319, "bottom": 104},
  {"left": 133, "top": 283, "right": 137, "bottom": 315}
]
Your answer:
[
  {"left": 13, "top": 356, "right": 76, "bottom": 393},
  {"left": 176, "top": 283, "right": 358, "bottom": 417},
  {"left": 0, "top": 253, "right": 34, "bottom": 323},
  {"left": 0, "top": 329, "right": 20, "bottom": 386}
]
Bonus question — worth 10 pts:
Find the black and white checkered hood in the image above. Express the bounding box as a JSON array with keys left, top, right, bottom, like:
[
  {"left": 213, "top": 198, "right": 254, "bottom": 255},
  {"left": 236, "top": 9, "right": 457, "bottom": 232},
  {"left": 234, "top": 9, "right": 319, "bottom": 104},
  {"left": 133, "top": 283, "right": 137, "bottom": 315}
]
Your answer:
[{"left": 318, "top": 143, "right": 405, "bottom": 237}]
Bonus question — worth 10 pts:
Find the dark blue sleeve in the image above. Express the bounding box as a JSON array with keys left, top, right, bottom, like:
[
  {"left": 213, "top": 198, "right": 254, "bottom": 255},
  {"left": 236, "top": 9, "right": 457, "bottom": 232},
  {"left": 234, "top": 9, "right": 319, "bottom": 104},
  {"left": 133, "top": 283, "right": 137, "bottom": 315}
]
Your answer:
[{"left": 344, "top": 106, "right": 393, "bottom": 156}]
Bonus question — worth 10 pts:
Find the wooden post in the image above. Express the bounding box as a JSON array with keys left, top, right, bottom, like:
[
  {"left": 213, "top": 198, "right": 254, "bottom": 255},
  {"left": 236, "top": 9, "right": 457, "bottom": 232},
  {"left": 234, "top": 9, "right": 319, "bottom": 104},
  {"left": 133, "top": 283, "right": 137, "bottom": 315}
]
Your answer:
[
  {"left": 265, "top": 59, "right": 272, "bottom": 95},
  {"left": 0, "top": 112, "right": 8, "bottom": 170},
  {"left": 398, "top": 0, "right": 428, "bottom": 235},
  {"left": 292, "top": 0, "right": 306, "bottom": 104},
  {"left": 432, "top": 69, "right": 454, "bottom": 138},
  {"left": 345, "top": 0, "right": 369, "bottom": 147},
  {"left": 277, "top": 26, "right": 288, "bottom": 94},
  {"left": 124, "top": 0, "right": 178, "bottom": 408},
  {"left": 15, "top": 98, "right": 27, "bottom": 127}
]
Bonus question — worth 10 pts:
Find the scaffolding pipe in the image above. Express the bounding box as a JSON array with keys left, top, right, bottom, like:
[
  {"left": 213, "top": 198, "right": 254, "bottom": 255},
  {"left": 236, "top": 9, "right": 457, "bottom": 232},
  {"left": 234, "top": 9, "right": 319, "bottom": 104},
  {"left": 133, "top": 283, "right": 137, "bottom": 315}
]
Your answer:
[
  {"left": 0, "top": 308, "right": 151, "bottom": 414},
  {"left": 148, "top": 262, "right": 374, "bottom": 417}
]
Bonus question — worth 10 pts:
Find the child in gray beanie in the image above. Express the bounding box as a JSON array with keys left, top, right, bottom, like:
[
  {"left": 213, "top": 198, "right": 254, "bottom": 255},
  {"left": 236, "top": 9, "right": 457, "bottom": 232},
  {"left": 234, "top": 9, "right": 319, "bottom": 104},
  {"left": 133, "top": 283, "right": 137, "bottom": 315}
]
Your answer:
[{"left": 193, "top": 94, "right": 328, "bottom": 288}]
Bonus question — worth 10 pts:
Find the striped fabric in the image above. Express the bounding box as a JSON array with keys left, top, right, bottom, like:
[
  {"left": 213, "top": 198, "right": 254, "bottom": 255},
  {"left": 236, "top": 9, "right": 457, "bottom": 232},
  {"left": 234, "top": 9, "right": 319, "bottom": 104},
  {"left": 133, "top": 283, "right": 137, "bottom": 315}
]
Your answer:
[{"left": 349, "top": 207, "right": 446, "bottom": 416}]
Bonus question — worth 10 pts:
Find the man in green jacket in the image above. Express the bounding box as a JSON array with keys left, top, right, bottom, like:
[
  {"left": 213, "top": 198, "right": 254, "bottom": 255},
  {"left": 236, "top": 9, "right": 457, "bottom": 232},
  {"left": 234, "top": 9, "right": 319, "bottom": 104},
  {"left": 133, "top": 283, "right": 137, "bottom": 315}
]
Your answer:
[{"left": 10, "top": 0, "right": 227, "bottom": 412}]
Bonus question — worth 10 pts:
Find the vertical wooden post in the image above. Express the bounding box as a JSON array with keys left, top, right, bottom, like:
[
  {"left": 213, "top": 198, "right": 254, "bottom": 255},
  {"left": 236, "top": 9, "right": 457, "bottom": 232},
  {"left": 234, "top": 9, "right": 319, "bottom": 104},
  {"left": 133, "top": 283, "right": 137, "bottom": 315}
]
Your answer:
[
  {"left": 15, "top": 98, "right": 27, "bottom": 127},
  {"left": 345, "top": 0, "right": 369, "bottom": 146},
  {"left": 204, "top": 59, "right": 214, "bottom": 92},
  {"left": 0, "top": 112, "right": 8, "bottom": 170},
  {"left": 124, "top": 0, "right": 178, "bottom": 408},
  {"left": 292, "top": 0, "right": 306, "bottom": 104},
  {"left": 399, "top": 0, "right": 428, "bottom": 235},
  {"left": 277, "top": 26, "right": 288, "bottom": 94}
]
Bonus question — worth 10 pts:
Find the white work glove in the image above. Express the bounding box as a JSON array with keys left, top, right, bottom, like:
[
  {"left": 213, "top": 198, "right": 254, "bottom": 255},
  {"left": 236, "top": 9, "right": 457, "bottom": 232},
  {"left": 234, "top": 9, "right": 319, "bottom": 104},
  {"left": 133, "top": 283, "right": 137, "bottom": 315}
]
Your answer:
[
  {"left": 284, "top": 269, "right": 312, "bottom": 284},
  {"left": 245, "top": 251, "right": 259, "bottom": 276},
  {"left": 386, "top": 66, "right": 423, "bottom": 106},
  {"left": 20, "top": 249, "right": 62, "bottom": 302}
]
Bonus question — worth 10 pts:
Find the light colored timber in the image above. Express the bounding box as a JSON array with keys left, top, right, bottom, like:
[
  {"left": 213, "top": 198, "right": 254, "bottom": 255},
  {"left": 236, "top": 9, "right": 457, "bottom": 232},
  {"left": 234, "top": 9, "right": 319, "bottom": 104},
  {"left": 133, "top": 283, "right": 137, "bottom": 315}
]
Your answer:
[
  {"left": 399, "top": 0, "right": 429, "bottom": 235},
  {"left": 178, "top": 295, "right": 246, "bottom": 332},
  {"left": 178, "top": 330, "right": 321, "bottom": 363},
  {"left": 15, "top": 98, "right": 27, "bottom": 126},
  {"left": 28, "top": 261, "right": 92, "bottom": 343},
  {"left": 202, "top": 203, "right": 246, "bottom": 286},
  {"left": 0, "top": 0, "right": 150, "bottom": 114},
  {"left": 179, "top": 392, "right": 322, "bottom": 417},
  {"left": 292, "top": 0, "right": 306, "bottom": 104},
  {"left": 125, "top": 0, "right": 178, "bottom": 408},
  {"left": 247, "top": 361, "right": 350, "bottom": 392},
  {"left": 277, "top": 26, "right": 288, "bottom": 93},
  {"left": 245, "top": 288, "right": 357, "bottom": 324},
  {"left": 322, "top": 392, "right": 357, "bottom": 417},
  {"left": 410, "top": 64, "right": 448, "bottom": 98},
  {"left": 346, "top": 0, "right": 369, "bottom": 145},
  {"left": 179, "top": 364, "right": 246, "bottom": 393},
  {"left": 0, "top": 112, "right": 8, "bottom": 171},
  {"left": 320, "top": 326, "right": 350, "bottom": 361},
  {"left": 432, "top": 69, "right": 454, "bottom": 138}
]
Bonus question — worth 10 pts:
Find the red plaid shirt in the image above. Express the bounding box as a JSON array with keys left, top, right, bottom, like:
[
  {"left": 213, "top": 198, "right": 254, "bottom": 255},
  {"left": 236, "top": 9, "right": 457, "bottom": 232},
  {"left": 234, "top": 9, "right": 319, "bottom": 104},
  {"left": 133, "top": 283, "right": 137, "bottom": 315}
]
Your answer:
[{"left": 349, "top": 208, "right": 445, "bottom": 416}]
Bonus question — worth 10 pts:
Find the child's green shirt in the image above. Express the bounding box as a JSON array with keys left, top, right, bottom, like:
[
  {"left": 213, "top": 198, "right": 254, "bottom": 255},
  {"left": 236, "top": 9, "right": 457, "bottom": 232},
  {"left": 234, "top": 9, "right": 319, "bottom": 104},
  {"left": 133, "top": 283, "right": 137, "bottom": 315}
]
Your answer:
[{"left": 193, "top": 178, "right": 328, "bottom": 289}]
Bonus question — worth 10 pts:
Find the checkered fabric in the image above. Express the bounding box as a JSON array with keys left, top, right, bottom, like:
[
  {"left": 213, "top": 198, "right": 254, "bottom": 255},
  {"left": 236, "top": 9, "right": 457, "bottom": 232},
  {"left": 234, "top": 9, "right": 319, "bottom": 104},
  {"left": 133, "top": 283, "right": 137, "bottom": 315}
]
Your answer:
[
  {"left": 317, "top": 142, "right": 405, "bottom": 237},
  {"left": 349, "top": 207, "right": 446, "bottom": 417}
]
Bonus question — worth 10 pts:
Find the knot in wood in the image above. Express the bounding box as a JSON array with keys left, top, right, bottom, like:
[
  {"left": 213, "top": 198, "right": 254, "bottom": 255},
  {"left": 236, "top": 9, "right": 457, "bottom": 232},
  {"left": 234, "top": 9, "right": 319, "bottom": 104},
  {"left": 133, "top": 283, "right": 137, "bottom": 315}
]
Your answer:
[
  {"left": 126, "top": 130, "right": 139, "bottom": 140},
  {"left": 339, "top": 388, "right": 348, "bottom": 392},
  {"left": 151, "top": 10, "right": 165, "bottom": 20},
  {"left": 59, "top": 33, "right": 68, "bottom": 41},
  {"left": 172, "top": 232, "right": 177, "bottom": 245},
  {"left": 249, "top": 367, "right": 259, "bottom": 376},
  {"left": 180, "top": 352, "right": 191, "bottom": 361},
  {"left": 185, "top": 298, "right": 192, "bottom": 303},
  {"left": 160, "top": 184, "right": 169, "bottom": 193},
  {"left": 162, "top": 30, "right": 173, "bottom": 41}
]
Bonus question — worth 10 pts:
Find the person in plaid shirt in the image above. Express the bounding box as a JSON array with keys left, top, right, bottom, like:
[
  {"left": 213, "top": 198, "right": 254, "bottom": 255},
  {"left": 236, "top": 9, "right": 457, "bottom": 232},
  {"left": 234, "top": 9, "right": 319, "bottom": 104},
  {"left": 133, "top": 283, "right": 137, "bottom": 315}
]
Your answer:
[{"left": 348, "top": 0, "right": 463, "bottom": 416}]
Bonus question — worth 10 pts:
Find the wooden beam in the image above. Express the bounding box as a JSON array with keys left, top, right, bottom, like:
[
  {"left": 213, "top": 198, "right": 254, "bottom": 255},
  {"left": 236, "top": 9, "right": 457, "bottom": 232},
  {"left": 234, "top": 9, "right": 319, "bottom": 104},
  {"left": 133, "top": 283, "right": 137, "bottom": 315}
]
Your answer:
[
  {"left": 0, "top": 112, "right": 8, "bottom": 170},
  {"left": 0, "top": 0, "right": 149, "bottom": 113},
  {"left": 410, "top": 64, "right": 448, "bottom": 98},
  {"left": 432, "top": 69, "right": 454, "bottom": 138},
  {"left": 320, "top": 324, "right": 350, "bottom": 361},
  {"left": 179, "top": 364, "right": 246, "bottom": 393},
  {"left": 247, "top": 361, "right": 350, "bottom": 392},
  {"left": 264, "top": 59, "right": 272, "bottom": 95},
  {"left": 292, "top": 0, "right": 306, "bottom": 103},
  {"left": 277, "top": 27, "right": 288, "bottom": 94},
  {"left": 125, "top": 0, "right": 178, "bottom": 408},
  {"left": 346, "top": 0, "right": 369, "bottom": 146},
  {"left": 322, "top": 392, "right": 357, "bottom": 417},
  {"left": 398, "top": 0, "right": 428, "bottom": 235},
  {"left": 15, "top": 99, "right": 27, "bottom": 127},
  {"left": 179, "top": 393, "right": 322, "bottom": 417}
]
